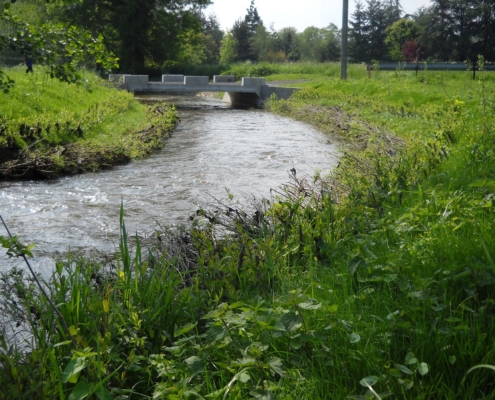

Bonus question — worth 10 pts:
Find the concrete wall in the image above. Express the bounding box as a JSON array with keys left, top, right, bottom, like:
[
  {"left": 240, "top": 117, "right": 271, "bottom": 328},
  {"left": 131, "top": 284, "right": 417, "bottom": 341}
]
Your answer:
[
  {"left": 261, "top": 86, "right": 298, "bottom": 101},
  {"left": 108, "top": 74, "right": 131, "bottom": 89},
  {"left": 123, "top": 75, "right": 149, "bottom": 91},
  {"left": 162, "top": 75, "right": 184, "bottom": 83},
  {"left": 214, "top": 75, "right": 235, "bottom": 83},
  {"left": 184, "top": 76, "right": 209, "bottom": 86}
]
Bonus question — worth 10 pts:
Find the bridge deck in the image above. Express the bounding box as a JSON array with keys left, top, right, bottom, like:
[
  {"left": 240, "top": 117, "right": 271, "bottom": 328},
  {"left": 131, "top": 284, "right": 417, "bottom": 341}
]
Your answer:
[{"left": 145, "top": 82, "right": 261, "bottom": 93}]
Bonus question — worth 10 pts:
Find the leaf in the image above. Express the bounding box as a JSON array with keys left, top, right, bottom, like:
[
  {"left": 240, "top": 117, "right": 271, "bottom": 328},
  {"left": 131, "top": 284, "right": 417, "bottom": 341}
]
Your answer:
[
  {"left": 348, "top": 332, "right": 361, "bottom": 343},
  {"left": 280, "top": 311, "right": 302, "bottom": 332},
  {"left": 175, "top": 322, "right": 197, "bottom": 337},
  {"left": 68, "top": 326, "right": 79, "bottom": 336},
  {"left": 348, "top": 257, "right": 363, "bottom": 275},
  {"left": 62, "top": 358, "right": 87, "bottom": 383},
  {"left": 95, "top": 386, "right": 112, "bottom": 400},
  {"left": 449, "top": 355, "right": 456, "bottom": 365},
  {"left": 238, "top": 371, "right": 251, "bottom": 383},
  {"left": 395, "top": 364, "right": 414, "bottom": 375},
  {"left": 229, "top": 301, "right": 245, "bottom": 309},
  {"left": 298, "top": 301, "right": 322, "bottom": 310},
  {"left": 185, "top": 356, "right": 205, "bottom": 377},
  {"left": 389, "top": 368, "right": 401, "bottom": 378},
  {"left": 405, "top": 352, "right": 417, "bottom": 365},
  {"left": 418, "top": 362, "right": 429, "bottom": 376},
  {"left": 203, "top": 303, "right": 228, "bottom": 319},
  {"left": 267, "top": 358, "right": 285, "bottom": 377},
  {"left": 102, "top": 299, "right": 110, "bottom": 313},
  {"left": 359, "top": 375, "right": 379, "bottom": 387},
  {"left": 68, "top": 379, "right": 94, "bottom": 400},
  {"left": 466, "top": 364, "right": 495, "bottom": 375}
]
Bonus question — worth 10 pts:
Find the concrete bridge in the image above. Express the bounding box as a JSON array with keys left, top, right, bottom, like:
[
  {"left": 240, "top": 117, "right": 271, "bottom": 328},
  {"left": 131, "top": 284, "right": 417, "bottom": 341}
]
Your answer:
[{"left": 109, "top": 74, "right": 298, "bottom": 108}]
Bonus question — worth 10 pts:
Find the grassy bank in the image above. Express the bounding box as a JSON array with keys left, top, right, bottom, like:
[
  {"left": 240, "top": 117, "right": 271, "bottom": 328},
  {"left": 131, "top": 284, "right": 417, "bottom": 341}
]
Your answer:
[
  {"left": 1, "top": 63, "right": 495, "bottom": 399},
  {"left": 0, "top": 67, "right": 178, "bottom": 180}
]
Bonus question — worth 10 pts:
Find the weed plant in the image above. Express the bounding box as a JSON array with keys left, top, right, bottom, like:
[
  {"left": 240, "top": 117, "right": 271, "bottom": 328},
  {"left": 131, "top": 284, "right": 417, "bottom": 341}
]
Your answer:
[{"left": 1, "top": 64, "right": 495, "bottom": 398}]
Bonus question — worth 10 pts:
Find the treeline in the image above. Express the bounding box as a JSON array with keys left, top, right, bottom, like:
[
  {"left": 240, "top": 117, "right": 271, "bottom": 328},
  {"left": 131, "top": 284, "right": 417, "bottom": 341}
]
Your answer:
[
  {"left": 219, "top": 1, "right": 340, "bottom": 64},
  {"left": 350, "top": 0, "right": 495, "bottom": 63},
  {"left": 2, "top": 0, "right": 495, "bottom": 75}
]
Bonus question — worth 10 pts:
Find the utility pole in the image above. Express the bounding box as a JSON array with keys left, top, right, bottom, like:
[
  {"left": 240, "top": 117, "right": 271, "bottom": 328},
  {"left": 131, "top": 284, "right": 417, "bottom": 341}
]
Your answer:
[{"left": 341, "top": 0, "right": 349, "bottom": 79}]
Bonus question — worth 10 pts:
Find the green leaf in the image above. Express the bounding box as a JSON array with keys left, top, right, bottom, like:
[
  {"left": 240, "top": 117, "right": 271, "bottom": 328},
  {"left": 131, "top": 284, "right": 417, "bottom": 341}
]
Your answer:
[
  {"left": 449, "top": 355, "right": 457, "bottom": 365},
  {"left": 229, "top": 301, "right": 245, "bottom": 309},
  {"left": 175, "top": 322, "right": 197, "bottom": 337},
  {"left": 395, "top": 364, "right": 414, "bottom": 375},
  {"left": 405, "top": 352, "right": 417, "bottom": 365},
  {"left": 238, "top": 371, "right": 251, "bottom": 383},
  {"left": 62, "top": 358, "right": 87, "bottom": 383},
  {"left": 359, "top": 375, "right": 379, "bottom": 387},
  {"left": 418, "top": 362, "right": 429, "bottom": 376},
  {"left": 267, "top": 358, "right": 285, "bottom": 377},
  {"left": 348, "top": 332, "right": 361, "bottom": 343},
  {"left": 298, "top": 301, "right": 322, "bottom": 310},
  {"left": 68, "top": 379, "right": 94, "bottom": 400},
  {"left": 389, "top": 368, "right": 401, "bottom": 378},
  {"left": 94, "top": 387, "right": 112, "bottom": 400},
  {"left": 466, "top": 364, "right": 495, "bottom": 375},
  {"left": 280, "top": 311, "right": 302, "bottom": 332},
  {"left": 185, "top": 356, "right": 205, "bottom": 377}
]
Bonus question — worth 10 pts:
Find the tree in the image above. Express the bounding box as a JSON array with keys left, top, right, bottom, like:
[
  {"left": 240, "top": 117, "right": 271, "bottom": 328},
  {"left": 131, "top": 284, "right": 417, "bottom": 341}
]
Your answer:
[
  {"left": 0, "top": 0, "right": 118, "bottom": 93},
  {"left": 349, "top": 0, "right": 401, "bottom": 62},
  {"left": 385, "top": 19, "right": 420, "bottom": 61},
  {"left": 245, "top": 0, "right": 261, "bottom": 34},
  {"left": 299, "top": 24, "right": 340, "bottom": 62},
  {"left": 349, "top": 1, "right": 369, "bottom": 62},
  {"left": 231, "top": 18, "right": 252, "bottom": 61},
  {"left": 219, "top": 30, "right": 237, "bottom": 64},
  {"left": 276, "top": 27, "right": 300, "bottom": 62},
  {"left": 54, "top": 0, "right": 212, "bottom": 72},
  {"left": 202, "top": 14, "right": 224, "bottom": 64},
  {"left": 402, "top": 39, "right": 420, "bottom": 62}
]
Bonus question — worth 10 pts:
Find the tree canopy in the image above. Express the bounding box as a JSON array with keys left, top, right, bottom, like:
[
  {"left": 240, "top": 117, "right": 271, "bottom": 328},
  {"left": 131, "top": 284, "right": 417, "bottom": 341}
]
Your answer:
[{"left": 0, "top": 0, "right": 118, "bottom": 92}]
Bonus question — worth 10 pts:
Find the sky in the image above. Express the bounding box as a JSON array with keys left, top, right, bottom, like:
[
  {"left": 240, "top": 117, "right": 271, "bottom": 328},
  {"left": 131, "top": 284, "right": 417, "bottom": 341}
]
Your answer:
[{"left": 205, "top": 0, "right": 432, "bottom": 32}]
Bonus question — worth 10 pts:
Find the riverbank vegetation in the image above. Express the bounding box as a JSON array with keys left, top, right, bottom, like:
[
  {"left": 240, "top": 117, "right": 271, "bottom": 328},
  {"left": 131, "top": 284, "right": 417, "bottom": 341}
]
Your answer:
[
  {"left": 1, "top": 62, "right": 494, "bottom": 398},
  {"left": 0, "top": 67, "right": 178, "bottom": 179}
]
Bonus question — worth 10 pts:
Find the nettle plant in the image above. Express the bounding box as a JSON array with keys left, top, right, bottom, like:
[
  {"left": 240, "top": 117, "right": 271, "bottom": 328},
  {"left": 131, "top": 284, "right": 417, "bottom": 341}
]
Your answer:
[{"left": 149, "top": 290, "right": 332, "bottom": 399}]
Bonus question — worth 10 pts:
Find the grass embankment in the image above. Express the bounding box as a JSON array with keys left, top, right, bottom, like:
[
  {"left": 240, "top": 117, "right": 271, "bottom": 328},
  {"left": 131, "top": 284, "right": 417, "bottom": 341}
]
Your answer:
[
  {"left": 1, "top": 63, "right": 495, "bottom": 399},
  {"left": 0, "top": 67, "right": 178, "bottom": 180}
]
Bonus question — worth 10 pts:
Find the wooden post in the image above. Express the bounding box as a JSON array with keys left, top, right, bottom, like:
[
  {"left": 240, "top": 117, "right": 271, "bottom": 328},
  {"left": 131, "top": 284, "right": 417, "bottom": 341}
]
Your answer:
[{"left": 341, "top": 0, "right": 349, "bottom": 80}]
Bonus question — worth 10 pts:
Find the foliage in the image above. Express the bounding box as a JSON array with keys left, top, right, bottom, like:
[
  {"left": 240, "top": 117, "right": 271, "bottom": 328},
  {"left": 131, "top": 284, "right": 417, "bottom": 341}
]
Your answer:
[
  {"left": 415, "top": 0, "right": 495, "bottom": 62},
  {"left": 299, "top": 25, "right": 340, "bottom": 63},
  {"left": 0, "top": 0, "right": 118, "bottom": 91},
  {"left": 219, "top": 30, "right": 237, "bottom": 64},
  {"left": 385, "top": 19, "right": 421, "bottom": 61},
  {"left": 349, "top": 0, "right": 401, "bottom": 62},
  {"left": 40, "top": 0, "right": 211, "bottom": 73}
]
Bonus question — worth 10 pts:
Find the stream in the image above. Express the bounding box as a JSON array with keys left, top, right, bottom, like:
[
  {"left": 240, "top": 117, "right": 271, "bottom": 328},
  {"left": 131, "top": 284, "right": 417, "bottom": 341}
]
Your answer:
[{"left": 0, "top": 95, "right": 339, "bottom": 272}]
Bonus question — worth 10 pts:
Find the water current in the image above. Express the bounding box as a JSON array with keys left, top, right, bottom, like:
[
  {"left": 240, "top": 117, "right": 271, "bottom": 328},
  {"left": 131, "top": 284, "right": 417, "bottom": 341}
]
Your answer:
[{"left": 0, "top": 95, "right": 339, "bottom": 272}]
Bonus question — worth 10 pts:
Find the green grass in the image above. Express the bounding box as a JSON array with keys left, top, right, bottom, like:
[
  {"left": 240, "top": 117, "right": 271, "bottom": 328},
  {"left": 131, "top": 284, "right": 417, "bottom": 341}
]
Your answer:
[
  {"left": 1, "top": 66, "right": 146, "bottom": 135},
  {"left": 0, "top": 67, "right": 177, "bottom": 178},
  {"left": 1, "top": 63, "right": 495, "bottom": 399}
]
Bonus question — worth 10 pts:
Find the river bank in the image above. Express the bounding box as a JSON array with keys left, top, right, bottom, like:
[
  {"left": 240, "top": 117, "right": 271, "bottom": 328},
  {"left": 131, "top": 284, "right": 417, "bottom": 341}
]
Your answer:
[
  {"left": 0, "top": 68, "right": 178, "bottom": 180},
  {"left": 1, "top": 64, "right": 495, "bottom": 399}
]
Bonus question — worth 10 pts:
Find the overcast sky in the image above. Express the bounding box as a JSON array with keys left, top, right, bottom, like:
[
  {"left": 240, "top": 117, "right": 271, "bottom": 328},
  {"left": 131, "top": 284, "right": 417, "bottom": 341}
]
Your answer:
[{"left": 205, "top": 0, "right": 432, "bottom": 32}]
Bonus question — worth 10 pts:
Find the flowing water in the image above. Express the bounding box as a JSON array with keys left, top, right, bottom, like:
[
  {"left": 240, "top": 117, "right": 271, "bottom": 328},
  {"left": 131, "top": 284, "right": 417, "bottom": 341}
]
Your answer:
[{"left": 0, "top": 95, "right": 339, "bottom": 272}]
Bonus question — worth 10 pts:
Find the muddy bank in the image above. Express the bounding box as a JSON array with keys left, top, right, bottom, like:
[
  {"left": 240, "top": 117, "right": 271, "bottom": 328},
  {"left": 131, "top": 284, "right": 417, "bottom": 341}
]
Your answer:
[{"left": 0, "top": 104, "right": 178, "bottom": 181}]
